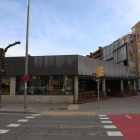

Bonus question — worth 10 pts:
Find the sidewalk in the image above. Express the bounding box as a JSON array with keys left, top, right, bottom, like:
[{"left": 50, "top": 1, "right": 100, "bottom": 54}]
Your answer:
[{"left": 0, "top": 94, "right": 140, "bottom": 115}]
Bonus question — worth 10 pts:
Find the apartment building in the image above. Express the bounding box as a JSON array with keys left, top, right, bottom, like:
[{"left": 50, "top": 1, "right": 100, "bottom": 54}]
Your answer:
[
  {"left": 87, "top": 21, "right": 140, "bottom": 75},
  {"left": 86, "top": 47, "right": 103, "bottom": 60},
  {"left": 131, "top": 22, "right": 140, "bottom": 77}
]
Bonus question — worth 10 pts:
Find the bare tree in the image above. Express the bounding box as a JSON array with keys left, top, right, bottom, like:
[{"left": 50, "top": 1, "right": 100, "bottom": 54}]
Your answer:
[{"left": 0, "top": 41, "right": 21, "bottom": 108}]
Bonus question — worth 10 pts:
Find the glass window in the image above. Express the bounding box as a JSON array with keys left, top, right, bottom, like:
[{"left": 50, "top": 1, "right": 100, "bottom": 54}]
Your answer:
[
  {"left": 139, "top": 49, "right": 140, "bottom": 53},
  {"left": 1, "top": 78, "right": 10, "bottom": 95},
  {"left": 53, "top": 76, "right": 59, "bottom": 80},
  {"left": 138, "top": 41, "right": 140, "bottom": 46},
  {"left": 125, "top": 37, "right": 129, "bottom": 42},
  {"left": 139, "top": 56, "right": 140, "bottom": 60},
  {"left": 137, "top": 27, "right": 139, "bottom": 31},
  {"left": 137, "top": 34, "right": 140, "bottom": 39},
  {"left": 16, "top": 75, "right": 73, "bottom": 95},
  {"left": 48, "top": 75, "right": 73, "bottom": 95}
]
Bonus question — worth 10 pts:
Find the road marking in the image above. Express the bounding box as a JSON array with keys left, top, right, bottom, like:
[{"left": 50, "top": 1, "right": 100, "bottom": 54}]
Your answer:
[
  {"left": 7, "top": 124, "right": 21, "bottom": 127},
  {"left": 107, "top": 131, "right": 123, "bottom": 136},
  {"left": 102, "top": 121, "right": 112, "bottom": 123},
  {"left": 17, "top": 119, "right": 28, "bottom": 122},
  {"left": 32, "top": 114, "right": 40, "bottom": 116},
  {"left": 41, "top": 111, "right": 95, "bottom": 115},
  {"left": 25, "top": 116, "right": 35, "bottom": 118},
  {"left": 68, "top": 104, "right": 79, "bottom": 110},
  {"left": 104, "top": 125, "right": 117, "bottom": 128},
  {"left": 0, "top": 129, "right": 9, "bottom": 134},
  {"left": 100, "top": 117, "right": 109, "bottom": 119},
  {"left": 125, "top": 115, "right": 132, "bottom": 119},
  {"left": 59, "top": 125, "right": 97, "bottom": 128},
  {"left": 99, "top": 115, "right": 106, "bottom": 116}
]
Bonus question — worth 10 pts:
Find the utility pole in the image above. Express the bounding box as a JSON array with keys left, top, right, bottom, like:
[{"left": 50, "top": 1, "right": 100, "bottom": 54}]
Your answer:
[
  {"left": 97, "top": 67, "right": 104, "bottom": 109},
  {"left": 98, "top": 77, "right": 100, "bottom": 109},
  {"left": 24, "top": 0, "right": 30, "bottom": 109}
]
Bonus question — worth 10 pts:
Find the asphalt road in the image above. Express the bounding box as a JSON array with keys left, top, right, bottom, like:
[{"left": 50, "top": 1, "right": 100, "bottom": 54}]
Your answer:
[
  {"left": 0, "top": 113, "right": 125, "bottom": 140},
  {"left": 108, "top": 114, "right": 140, "bottom": 140}
]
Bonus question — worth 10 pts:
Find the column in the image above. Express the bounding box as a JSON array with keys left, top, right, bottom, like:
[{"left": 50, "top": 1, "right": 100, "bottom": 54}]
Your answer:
[
  {"left": 102, "top": 78, "right": 105, "bottom": 92},
  {"left": 10, "top": 77, "right": 16, "bottom": 96},
  {"left": 120, "top": 79, "right": 124, "bottom": 96},
  {"left": 120, "top": 79, "right": 123, "bottom": 90},
  {"left": 102, "top": 78, "right": 106, "bottom": 97},
  {"left": 133, "top": 80, "right": 136, "bottom": 90},
  {"left": 73, "top": 76, "right": 78, "bottom": 104}
]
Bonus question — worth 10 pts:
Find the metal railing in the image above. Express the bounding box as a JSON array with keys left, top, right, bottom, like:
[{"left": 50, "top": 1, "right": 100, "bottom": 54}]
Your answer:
[{"left": 78, "top": 90, "right": 106, "bottom": 99}]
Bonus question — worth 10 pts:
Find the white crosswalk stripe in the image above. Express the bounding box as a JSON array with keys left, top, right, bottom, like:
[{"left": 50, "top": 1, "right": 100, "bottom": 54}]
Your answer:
[
  {"left": 26, "top": 116, "right": 35, "bottom": 118},
  {"left": 104, "top": 125, "right": 117, "bottom": 128},
  {"left": 107, "top": 131, "right": 123, "bottom": 136},
  {"left": 17, "top": 119, "right": 28, "bottom": 122},
  {"left": 100, "top": 117, "right": 109, "bottom": 119},
  {"left": 0, "top": 129, "right": 9, "bottom": 134},
  {"left": 7, "top": 124, "right": 21, "bottom": 127},
  {"left": 102, "top": 121, "right": 112, "bottom": 123}
]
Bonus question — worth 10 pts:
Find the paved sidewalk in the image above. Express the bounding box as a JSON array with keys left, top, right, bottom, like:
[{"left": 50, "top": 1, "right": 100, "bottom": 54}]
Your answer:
[{"left": 0, "top": 94, "right": 140, "bottom": 115}]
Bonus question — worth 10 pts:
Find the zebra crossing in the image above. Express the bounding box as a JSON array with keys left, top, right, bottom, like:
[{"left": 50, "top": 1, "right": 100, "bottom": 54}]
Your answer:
[{"left": 0, "top": 113, "right": 125, "bottom": 139}]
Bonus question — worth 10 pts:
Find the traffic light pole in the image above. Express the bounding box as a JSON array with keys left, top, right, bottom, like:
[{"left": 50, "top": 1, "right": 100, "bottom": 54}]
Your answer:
[{"left": 98, "top": 77, "right": 100, "bottom": 109}]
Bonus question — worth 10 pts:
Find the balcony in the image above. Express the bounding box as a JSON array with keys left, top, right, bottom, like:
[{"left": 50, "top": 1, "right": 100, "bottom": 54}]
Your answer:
[{"left": 129, "top": 37, "right": 135, "bottom": 41}]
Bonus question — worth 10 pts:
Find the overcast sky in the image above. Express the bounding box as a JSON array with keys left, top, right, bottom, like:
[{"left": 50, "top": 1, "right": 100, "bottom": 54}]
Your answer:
[{"left": 0, "top": 0, "right": 140, "bottom": 57}]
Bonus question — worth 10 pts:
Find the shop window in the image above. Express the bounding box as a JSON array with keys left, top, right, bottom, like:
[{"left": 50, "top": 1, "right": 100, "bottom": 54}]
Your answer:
[
  {"left": 16, "top": 75, "right": 73, "bottom": 95},
  {"left": 53, "top": 76, "right": 59, "bottom": 80},
  {"left": 1, "top": 78, "right": 10, "bottom": 95}
]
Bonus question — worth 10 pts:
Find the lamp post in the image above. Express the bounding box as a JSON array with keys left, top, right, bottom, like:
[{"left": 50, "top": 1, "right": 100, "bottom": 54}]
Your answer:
[{"left": 24, "top": 0, "right": 30, "bottom": 109}]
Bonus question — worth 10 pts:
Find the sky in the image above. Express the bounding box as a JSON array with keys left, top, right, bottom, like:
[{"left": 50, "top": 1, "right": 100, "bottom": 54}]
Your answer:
[{"left": 0, "top": 0, "right": 140, "bottom": 57}]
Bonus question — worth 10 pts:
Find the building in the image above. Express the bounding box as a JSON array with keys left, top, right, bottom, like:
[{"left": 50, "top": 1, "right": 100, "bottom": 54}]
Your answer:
[
  {"left": 131, "top": 21, "right": 140, "bottom": 78},
  {"left": 1, "top": 55, "right": 137, "bottom": 104},
  {"left": 87, "top": 21, "right": 140, "bottom": 86},
  {"left": 86, "top": 47, "right": 103, "bottom": 60}
]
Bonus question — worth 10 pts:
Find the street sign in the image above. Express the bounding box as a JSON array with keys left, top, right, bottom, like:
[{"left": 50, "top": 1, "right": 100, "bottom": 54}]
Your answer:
[{"left": 24, "top": 74, "right": 30, "bottom": 82}]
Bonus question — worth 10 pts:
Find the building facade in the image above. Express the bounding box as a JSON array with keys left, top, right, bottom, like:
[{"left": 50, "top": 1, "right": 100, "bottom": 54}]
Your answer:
[
  {"left": 131, "top": 22, "right": 140, "bottom": 77},
  {"left": 1, "top": 55, "right": 135, "bottom": 104},
  {"left": 87, "top": 21, "right": 140, "bottom": 86}
]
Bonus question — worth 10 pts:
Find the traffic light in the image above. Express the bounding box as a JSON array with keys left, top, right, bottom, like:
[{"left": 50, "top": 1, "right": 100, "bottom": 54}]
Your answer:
[
  {"left": 98, "top": 67, "right": 103, "bottom": 77},
  {"left": 92, "top": 73, "right": 96, "bottom": 80}
]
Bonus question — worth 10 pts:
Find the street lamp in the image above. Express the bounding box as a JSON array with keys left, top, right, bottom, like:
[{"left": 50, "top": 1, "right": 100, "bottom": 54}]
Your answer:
[{"left": 24, "top": 0, "right": 30, "bottom": 109}]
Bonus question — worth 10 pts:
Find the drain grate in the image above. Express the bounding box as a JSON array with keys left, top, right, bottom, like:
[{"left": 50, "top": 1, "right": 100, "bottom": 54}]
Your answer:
[{"left": 57, "top": 108, "right": 68, "bottom": 110}]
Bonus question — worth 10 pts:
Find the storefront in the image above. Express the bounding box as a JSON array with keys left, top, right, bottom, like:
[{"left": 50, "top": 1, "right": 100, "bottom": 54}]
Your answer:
[{"left": 1, "top": 55, "right": 134, "bottom": 104}]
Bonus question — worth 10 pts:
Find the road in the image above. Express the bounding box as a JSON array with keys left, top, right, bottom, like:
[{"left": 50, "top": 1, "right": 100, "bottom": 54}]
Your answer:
[
  {"left": 108, "top": 114, "right": 140, "bottom": 140},
  {"left": 0, "top": 113, "right": 125, "bottom": 140}
]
